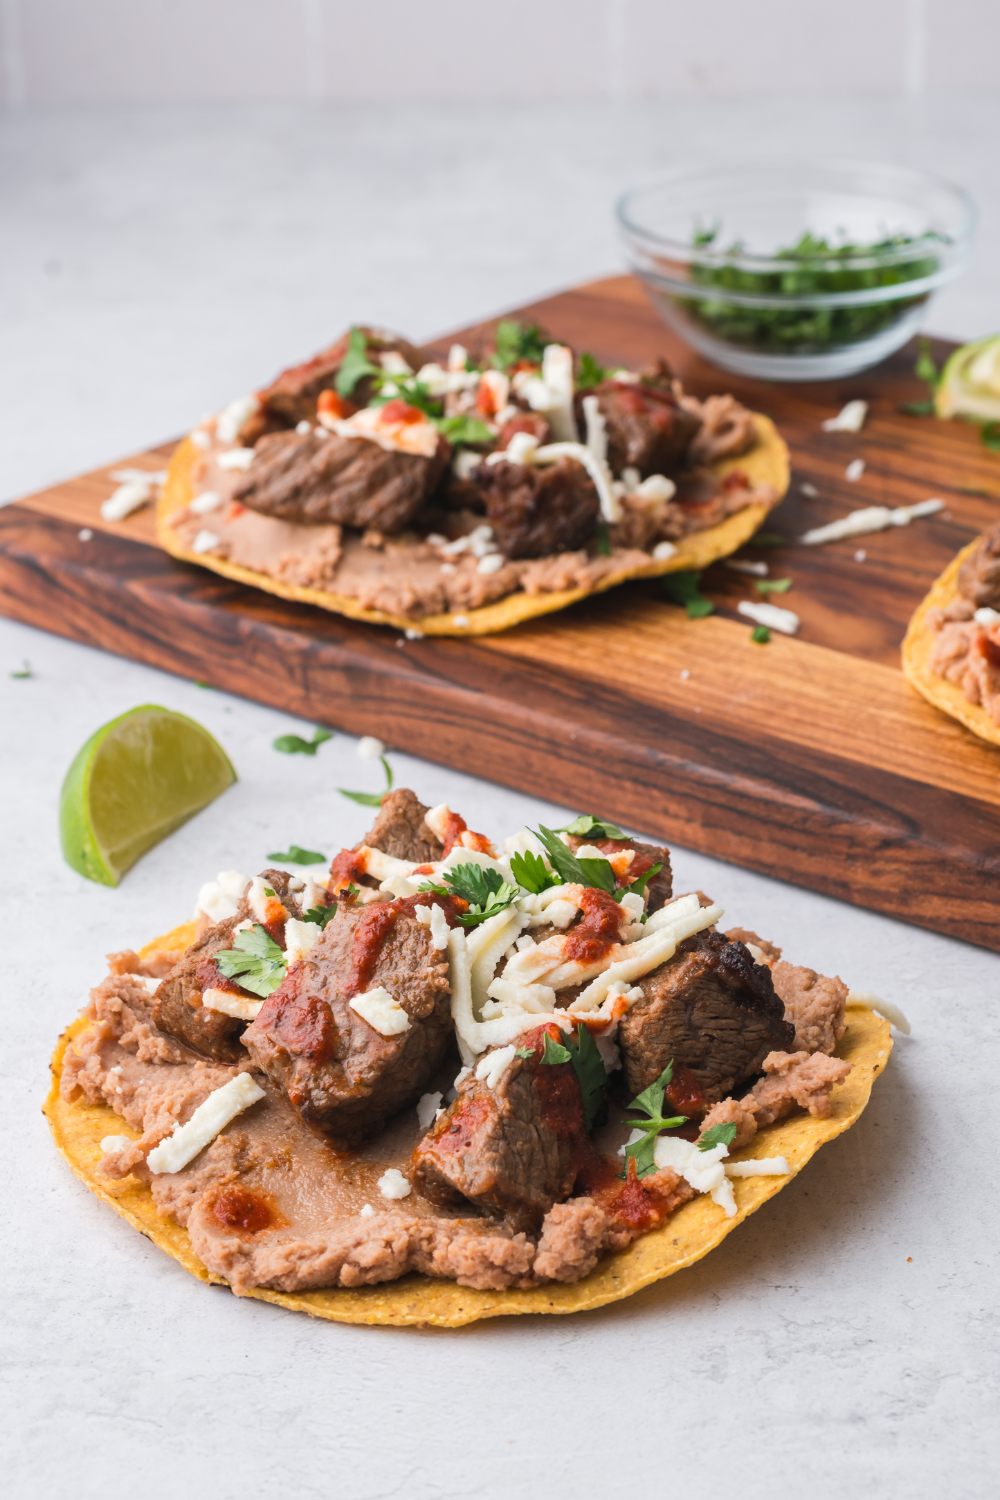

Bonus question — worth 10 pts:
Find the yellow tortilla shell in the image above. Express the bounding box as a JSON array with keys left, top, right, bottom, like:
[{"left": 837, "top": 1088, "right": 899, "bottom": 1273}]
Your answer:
[
  {"left": 902, "top": 538, "right": 1000, "bottom": 749},
  {"left": 46, "top": 920, "right": 889, "bottom": 1327},
  {"left": 157, "top": 416, "right": 789, "bottom": 637}
]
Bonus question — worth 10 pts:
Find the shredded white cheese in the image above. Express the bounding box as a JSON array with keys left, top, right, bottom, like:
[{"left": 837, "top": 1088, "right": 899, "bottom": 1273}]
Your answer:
[
  {"left": 216, "top": 447, "right": 255, "bottom": 471},
  {"left": 534, "top": 441, "right": 620, "bottom": 523},
  {"left": 377, "top": 1168, "right": 411, "bottom": 1200},
  {"left": 725, "top": 1157, "right": 789, "bottom": 1178},
  {"left": 359, "top": 1203, "right": 375, "bottom": 1218},
  {"left": 800, "top": 498, "right": 943, "bottom": 546},
  {"left": 416, "top": 1092, "right": 443, "bottom": 1130},
  {"left": 189, "top": 490, "right": 223, "bottom": 515},
  {"left": 475, "top": 1044, "right": 518, "bottom": 1089},
  {"left": 635, "top": 474, "right": 676, "bottom": 502},
  {"left": 651, "top": 1135, "right": 736, "bottom": 1216},
  {"left": 725, "top": 559, "right": 768, "bottom": 576},
  {"left": 737, "top": 600, "right": 800, "bottom": 635},
  {"left": 202, "top": 988, "right": 262, "bottom": 1021},
  {"left": 146, "top": 1074, "right": 265, "bottom": 1174},
  {"left": 349, "top": 987, "right": 411, "bottom": 1036},
  {"left": 215, "top": 394, "right": 260, "bottom": 445},
  {"left": 414, "top": 903, "right": 451, "bottom": 951},
  {"left": 974, "top": 607, "right": 1000, "bottom": 627},
  {"left": 847, "top": 988, "right": 911, "bottom": 1035},
  {"left": 652, "top": 541, "right": 677, "bottom": 561},
  {"left": 357, "top": 735, "right": 385, "bottom": 759},
  {"left": 822, "top": 400, "right": 868, "bottom": 433},
  {"left": 845, "top": 458, "right": 866, "bottom": 482},
  {"left": 100, "top": 480, "right": 153, "bottom": 521},
  {"left": 191, "top": 530, "right": 221, "bottom": 554},
  {"left": 477, "top": 552, "right": 505, "bottom": 575}
]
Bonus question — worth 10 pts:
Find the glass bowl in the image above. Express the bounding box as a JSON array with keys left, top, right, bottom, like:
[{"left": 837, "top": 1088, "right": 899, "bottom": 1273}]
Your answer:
[{"left": 617, "top": 160, "right": 975, "bottom": 382}]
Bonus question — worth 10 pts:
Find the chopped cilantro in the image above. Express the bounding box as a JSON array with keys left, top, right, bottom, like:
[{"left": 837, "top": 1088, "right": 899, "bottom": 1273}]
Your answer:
[
  {"left": 662, "top": 570, "right": 715, "bottom": 618},
  {"left": 335, "top": 327, "right": 381, "bottom": 397},
  {"left": 514, "top": 1046, "right": 536, "bottom": 1060},
  {"left": 754, "top": 577, "right": 792, "bottom": 596},
  {"left": 557, "top": 814, "right": 625, "bottom": 840},
  {"left": 982, "top": 421, "right": 1000, "bottom": 453},
  {"left": 537, "top": 1023, "right": 609, "bottom": 1130},
  {"left": 267, "top": 845, "right": 326, "bottom": 865},
  {"left": 595, "top": 523, "right": 612, "bottom": 557},
  {"left": 422, "top": 861, "right": 519, "bottom": 927},
  {"left": 576, "top": 351, "right": 608, "bottom": 390},
  {"left": 620, "top": 1059, "right": 688, "bottom": 1178},
  {"left": 9, "top": 660, "right": 31, "bottom": 679},
  {"left": 491, "top": 320, "right": 546, "bottom": 372},
  {"left": 435, "top": 414, "right": 495, "bottom": 447},
  {"left": 750, "top": 625, "right": 771, "bottom": 644},
  {"left": 751, "top": 532, "right": 789, "bottom": 548},
  {"left": 623, "top": 861, "right": 662, "bottom": 900},
  {"left": 534, "top": 825, "right": 617, "bottom": 895},
  {"left": 508, "top": 848, "right": 560, "bottom": 894},
  {"left": 273, "top": 726, "right": 333, "bottom": 756},
  {"left": 214, "top": 924, "right": 287, "bottom": 999},
  {"left": 540, "top": 1032, "right": 572, "bottom": 1065},
  {"left": 304, "top": 903, "right": 337, "bottom": 930},
  {"left": 898, "top": 399, "right": 936, "bottom": 417},
  {"left": 370, "top": 376, "right": 442, "bottom": 418},
  {"left": 698, "top": 1122, "right": 737, "bottom": 1152},
  {"left": 340, "top": 753, "right": 394, "bottom": 807}
]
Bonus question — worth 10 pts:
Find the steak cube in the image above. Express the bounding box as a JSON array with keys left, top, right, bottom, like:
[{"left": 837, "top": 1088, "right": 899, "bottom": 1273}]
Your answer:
[
  {"left": 471, "top": 457, "right": 600, "bottom": 559},
  {"left": 242, "top": 898, "right": 453, "bottom": 1142},
  {"left": 411, "top": 1023, "right": 589, "bottom": 1233},
  {"left": 618, "top": 930, "right": 794, "bottom": 1108},
  {"left": 362, "top": 788, "right": 444, "bottom": 864},
  {"left": 233, "top": 427, "right": 448, "bottom": 533},
  {"left": 583, "top": 373, "right": 701, "bottom": 479},
  {"left": 244, "top": 328, "right": 427, "bottom": 437},
  {"left": 566, "top": 833, "right": 672, "bottom": 911}
]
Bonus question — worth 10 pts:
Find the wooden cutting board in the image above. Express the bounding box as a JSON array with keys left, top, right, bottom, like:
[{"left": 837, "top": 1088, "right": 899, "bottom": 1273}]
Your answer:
[{"left": 2, "top": 275, "right": 998, "bottom": 949}]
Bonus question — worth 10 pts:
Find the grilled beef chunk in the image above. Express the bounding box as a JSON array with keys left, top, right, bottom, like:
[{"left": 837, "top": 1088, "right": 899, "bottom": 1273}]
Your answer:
[
  {"left": 242, "top": 898, "right": 453, "bottom": 1142},
  {"left": 362, "top": 788, "right": 444, "bottom": 864},
  {"left": 565, "top": 834, "right": 672, "bottom": 912},
  {"left": 240, "top": 328, "right": 426, "bottom": 441},
  {"left": 618, "top": 930, "right": 794, "bottom": 1106},
  {"left": 472, "top": 457, "right": 600, "bottom": 559},
  {"left": 233, "top": 427, "right": 449, "bottom": 533},
  {"left": 581, "top": 365, "right": 701, "bottom": 478},
  {"left": 411, "top": 1023, "right": 589, "bottom": 1234},
  {"left": 151, "top": 869, "right": 305, "bottom": 1062},
  {"left": 958, "top": 519, "right": 1000, "bottom": 608}
]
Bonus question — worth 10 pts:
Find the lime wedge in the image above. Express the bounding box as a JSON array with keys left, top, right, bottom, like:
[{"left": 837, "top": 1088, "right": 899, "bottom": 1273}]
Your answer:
[
  {"left": 59, "top": 705, "right": 237, "bottom": 886},
  {"left": 935, "top": 333, "right": 1000, "bottom": 421}
]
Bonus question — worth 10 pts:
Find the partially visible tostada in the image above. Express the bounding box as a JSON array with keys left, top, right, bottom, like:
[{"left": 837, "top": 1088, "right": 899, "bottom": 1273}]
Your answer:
[
  {"left": 157, "top": 322, "right": 789, "bottom": 636},
  {"left": 49, "top": 790, "right": 891, "bottom": 1327},
  {"left": 902, "top": 518, "right": 1000, "bottom": 747}
]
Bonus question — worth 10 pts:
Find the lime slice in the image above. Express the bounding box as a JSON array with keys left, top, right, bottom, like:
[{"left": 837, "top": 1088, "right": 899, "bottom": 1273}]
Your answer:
[
  {"left": 935, "top": 333, "right": 1000, "bottom": 421},
  {"left": 59, "top": 705, "right": 237, "bottom": 886}
]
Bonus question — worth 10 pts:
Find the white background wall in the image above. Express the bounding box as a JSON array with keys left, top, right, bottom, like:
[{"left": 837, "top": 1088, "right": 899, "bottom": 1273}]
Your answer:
[{"left": 2, "top": 0, "right": 998, "bottom": 109}]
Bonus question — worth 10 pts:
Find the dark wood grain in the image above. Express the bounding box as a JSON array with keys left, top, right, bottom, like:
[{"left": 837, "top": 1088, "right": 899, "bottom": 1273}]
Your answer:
[{"left": 2, "top": 275, "right": 998, "bottom": 950}]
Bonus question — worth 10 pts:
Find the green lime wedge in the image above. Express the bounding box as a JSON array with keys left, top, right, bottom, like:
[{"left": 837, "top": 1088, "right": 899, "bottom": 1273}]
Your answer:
[{"left": 59, "top": 704, "right": 237, "bottom": 886}]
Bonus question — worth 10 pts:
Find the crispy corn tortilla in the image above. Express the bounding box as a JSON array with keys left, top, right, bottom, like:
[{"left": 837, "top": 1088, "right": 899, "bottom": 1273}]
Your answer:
[
  {"left": 902, "top": 538, "right": 1000, "bottom": 749},
  {"left": 157, "top": 416, "right": 789, "bottom": 637},
  {"left": 46, "top": 920, "right": 889, "bottom": 1328}
]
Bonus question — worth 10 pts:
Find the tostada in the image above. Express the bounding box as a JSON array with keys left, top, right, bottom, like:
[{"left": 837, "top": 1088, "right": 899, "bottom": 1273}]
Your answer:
[
  {"left": 49, "top": 790, "right": 890, "bottom": 1326},
  {"left": 157, "top": 322, "right": 789, "bottom": 636}
]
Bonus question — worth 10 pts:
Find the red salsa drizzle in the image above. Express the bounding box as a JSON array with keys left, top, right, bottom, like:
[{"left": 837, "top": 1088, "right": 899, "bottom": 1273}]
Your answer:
[
  {"left": 209, "top": 1187, "right": 276, "bottom": 1235},
  {"left": 576, "top": 1154, "right": 676, "bottom": 1235},
  {"left": 518, "top": 1023, "right": 588, "bottom": 1141},
  {"left": 721, "top": 468, "right": 750, "bottom": 493},
  {"left": 420, "top": 1096, "right": 492, "bottom": 1157},
  {"left": 328, "top": 847, "right": 360, "bottom": 892},
  {"left": 253, "top": 980, "right": 336, "bottom": 1064},
  {"left": 562, "top": 888, "right": 624, "bottom": 965},
  {"left": 438, "top": 810, "right": 493, "bottom": 858},
  {"left": 664, "top": 1064, "right": 705, "bottom": 1117},
  {"left": 345, "top": 903, "right": 399, "bottom": 997},
  {"left": 975, "top": 632, "right": 1000, "bottom": 670}
]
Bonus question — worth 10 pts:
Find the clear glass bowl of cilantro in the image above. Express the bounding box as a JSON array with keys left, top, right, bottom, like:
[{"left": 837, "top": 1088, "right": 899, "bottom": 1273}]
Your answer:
[{"left": 617, "top": 161, "right": 974, "bottom": 381}]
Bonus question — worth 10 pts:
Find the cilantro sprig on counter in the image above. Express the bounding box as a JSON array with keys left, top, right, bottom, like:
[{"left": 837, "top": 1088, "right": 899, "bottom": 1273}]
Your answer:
[
  {"left": 520, "top": 1023, "right": 608, "bottom": 1131},
  {"left": 267, "top": 844, "right": 327, "bottom": 865},
  {"left": 754, "top": 577, "right": 792, "bottom": 597},
  {"left": 273, "top": 726, "right": 333, "bottom": 756},
  {"left": 663, "top": 571, "right": 715, "bottom": 618},
  {"left": 214, "top": 924, "right": 287, "bottom": 999},
  {"left": 620, "top": 1060, "right": 689, "bottom": 1178},
  {"left": 340, "top": 754, "right": 394, "bottom": 808}
]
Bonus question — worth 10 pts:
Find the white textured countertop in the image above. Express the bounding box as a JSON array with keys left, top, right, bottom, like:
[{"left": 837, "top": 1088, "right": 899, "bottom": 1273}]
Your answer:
[{"left": 2, "top": 98, "right": 998, "bottom": 1500}]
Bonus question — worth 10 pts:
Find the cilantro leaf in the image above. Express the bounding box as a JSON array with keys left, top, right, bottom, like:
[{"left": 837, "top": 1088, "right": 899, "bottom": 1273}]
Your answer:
[
  {"left": 267, "top": 845, "right": 326, "bottom": 865},
  {"left": 435, "top": 414, "right": 495, "bottom": 447},
  {"left": 982, "top": 421, "right": 1000, "bottom": 453},
  {"left": 304, "top": 904, "right": 337, "bottom": 930},
  {"left": 576, "top": 351, "right": 608, "bottom": 390},
  {"left": 628, "top": 1060, "right": 675, "bottom": 1123},
  {"left": 595, "top": 523, "right": 612, "bottom": 557},
  {"left": 370, "top": 376, "right": 443, "bottom": 418},
  {"left": 213, "top": 924, "right": 287, "bottom": 999},
  {"left": 623, "top": 1131, "right": 661, "bottom": 1179},
  {"left": 535, "top": 825, "right": 617, "bottom": 894},
  {"left": 514, "top": 1046, "right": 536, "bottom": 1060},
  {"left": 508, "top": 849, "right": 560, "bottom": 894},
  {"left": 898, "top": 399, "right": 936, "bottom": 417},
  {"left": 335, "top": 327, "right": 381, "bottom": 397},
  {"left": 9, "top": 660, "right": 31, "bottom": 679},
  {"left": 698, "top": 1122, "right": 737, "bottom": 1152},
  {"left": 273, "top": 726, "right": 333, "bottom": 756},
  {"left": 564, "top": 1023, "right": 609, "bottom": 1132},
  {"left": 557, "top": 814, "right": 626, "bottom": 840},
  {"left": 754, "top": 577, "right": 792, "bottom": 596},
  {"left": 427, "top": 862, "right": 519, "bottom": 927},
  {"left": 491, "top": 320, "right": 546, "bottom": 372},
  {"left": 662, "top": 571, "right": 715, "bottom": 619},
  {"left": 751, "top": 625, "right": 771, "bottom": 644},
  {"left": 540, "top": 1032, "right": 572, "bottom": 1064},
  {"left": 619, "top": 1061, "right": 689, "bottom": 1177},
  {"left": 623, "top": 861, "right": 662, "bottom": 900},
  {"left": 340, "top": 753, "right": 393, "bottom": 807}
]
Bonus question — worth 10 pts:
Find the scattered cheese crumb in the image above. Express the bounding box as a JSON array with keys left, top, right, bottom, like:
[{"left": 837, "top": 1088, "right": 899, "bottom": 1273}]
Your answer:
[
  {"left": 101, "top": 480, "right": 153, "bottom": 521},
  {"left": 800, "top": 498, "right": 943, "bottom": 546},
  {"left": 651, "top": 541, "right": 677, "bottom": 561},
  {"left": 215, "top": 394, "right": 260, "bottom": 444},
  {"left": 190, "top": 490, "right": 223, "bottom": 515},
  {"left": 295, "top": 420, "right": 313, "bottom": 434},
  {"left": 847, "top": 988, "right": 911, "bottom": 1035},
  {"left": 216, "top": 447, "right": 255, "bottom": 471},
  {"left": 377, "top": 1168, "right": 411, "bottom": 1200},
  {"left": 440, "top": 561, "right": 457, "bottom": 575},
  {"left": 202, "top": 988, "right": 262, "bottom": 1021},
  {"left": 822, "top": 400, "right": 868, "bottom": 434},
  {"left": 349, "top": 986, "right": 411, "bottom": 1036},
  {"left": 974, "top": 606, "right": 1000, "bottom": 626},
  {"left": 405, "top": 627, "right": 424, "bottom": 640},
  {"left": 146, "top": 1074, "right": 265, "bottom": 1174},
  {"left": 100, "top": 1134, "right": 133, "bottom": 1154},
  {"left": 725, "top": 1157, "right": 790, "bottom": 1177},
  {"left": 725, "top": 559, "right": 768, "bottom": 576},
  {"left": 475, "top": 1044, "right": 517, "bottom": 1090},
  {"left": 196, "top": 869, "right": 249, "bottom": 923},
  {"left": 737, "top": 600, "right": 800, "bottom": 635},
  {"left": 416, "top": 1092, "right": 443, "bottom": 1130},
  {"left": 635, "top": 473, "right": 676, "bottom": 502},
  {"left": 477, "top": 553, "right": 505, "bottom": 575},
  {"left": 191, "top": 529, "right": 221, "bottom": 554},
  {"left": 283, "top": 917, "right": 321, "bottom": 965},
  {"left": 78, "top": 528, "right": 93, "bottom": 541},
  {"left": 680, "top": 668, "right": 690, "bottom": 680},
  {"left": 357, "top": 735, "right": 385, "bottom": 759},
  {"left": 800, "top": 481, "right": 820, "bottom": 498},
  {"left": 452, "top": 615, "right": 470, "bottom": 627},
  {"left": 845, "top": 459, "right": 866, "bottom": 481},
  {"left": 190, "top": 429, "right": 211, "bottom": 449},
  {"left": 359, "top": 1203, "right": 375, "bottom": 1218}
]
